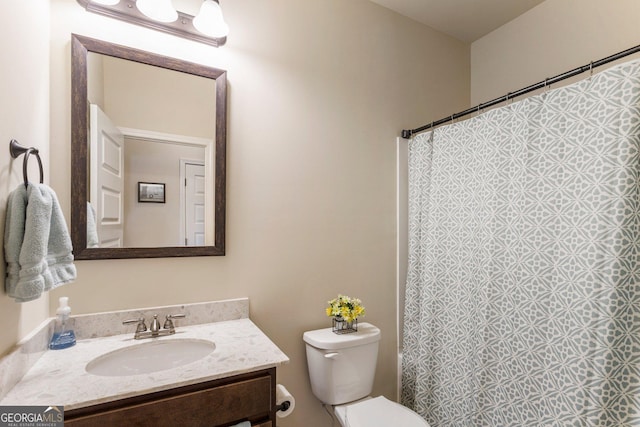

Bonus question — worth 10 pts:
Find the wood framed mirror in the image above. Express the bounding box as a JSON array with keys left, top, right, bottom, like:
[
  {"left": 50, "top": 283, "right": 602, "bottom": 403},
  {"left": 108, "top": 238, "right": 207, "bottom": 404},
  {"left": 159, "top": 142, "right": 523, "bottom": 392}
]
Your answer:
[{"left": 71, "top": 34, "right": 226, "bottom": 259}]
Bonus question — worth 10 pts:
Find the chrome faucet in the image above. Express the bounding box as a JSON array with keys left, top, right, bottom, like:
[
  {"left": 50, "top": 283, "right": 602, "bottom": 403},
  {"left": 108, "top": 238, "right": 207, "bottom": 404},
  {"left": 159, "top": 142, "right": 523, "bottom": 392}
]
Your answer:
[
  {"left": 123, "top": 313, "right": 186, "bottom": 339},
  {"left": 150, "top": 315, "right": 161, "bottom": 335}
]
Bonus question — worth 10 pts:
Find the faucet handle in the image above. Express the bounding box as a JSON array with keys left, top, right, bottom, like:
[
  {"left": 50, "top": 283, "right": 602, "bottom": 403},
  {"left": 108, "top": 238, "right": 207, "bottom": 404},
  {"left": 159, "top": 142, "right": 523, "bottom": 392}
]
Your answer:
[
  {"left": 167, "top": 313, "right": 186, "bottom": 319},
  {"left": 123, "top": 317, "right": 147, "bottom": 333},
  {"left": 163, "top": 313, "right": 186, "bottom": 330}
]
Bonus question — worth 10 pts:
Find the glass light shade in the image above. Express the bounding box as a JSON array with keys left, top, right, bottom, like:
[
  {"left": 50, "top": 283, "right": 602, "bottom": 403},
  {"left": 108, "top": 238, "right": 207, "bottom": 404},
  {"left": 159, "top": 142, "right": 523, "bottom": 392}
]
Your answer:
[
  {"left": 91, "top": 0, "right": 120, "bottom": 5},
  {"left": 136, "top": 0, "right": 178, "bottom": 23},
  {"left": 193, "top": 0, "right": 229, "bottom": 38}
]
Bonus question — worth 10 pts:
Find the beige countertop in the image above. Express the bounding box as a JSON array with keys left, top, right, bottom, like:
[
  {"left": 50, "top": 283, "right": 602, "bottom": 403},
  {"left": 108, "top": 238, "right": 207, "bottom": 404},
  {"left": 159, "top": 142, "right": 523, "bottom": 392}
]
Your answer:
[{"left": 0, "top": 318, "right": 289, "bottom": 410}]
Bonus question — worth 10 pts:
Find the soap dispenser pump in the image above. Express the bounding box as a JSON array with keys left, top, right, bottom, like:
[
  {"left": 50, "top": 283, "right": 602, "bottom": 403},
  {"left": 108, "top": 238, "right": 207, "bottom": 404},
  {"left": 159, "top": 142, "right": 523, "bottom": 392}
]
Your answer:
[{"left": 49, "top": 297, "right": 76, "bottom": 350}]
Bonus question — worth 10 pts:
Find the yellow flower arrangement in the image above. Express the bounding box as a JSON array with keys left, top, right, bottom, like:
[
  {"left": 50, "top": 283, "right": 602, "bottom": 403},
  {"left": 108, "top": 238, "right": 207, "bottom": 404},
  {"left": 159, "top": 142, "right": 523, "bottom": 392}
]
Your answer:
[{"left": 326, "top": 295, "right": 365, "bottom": 322}]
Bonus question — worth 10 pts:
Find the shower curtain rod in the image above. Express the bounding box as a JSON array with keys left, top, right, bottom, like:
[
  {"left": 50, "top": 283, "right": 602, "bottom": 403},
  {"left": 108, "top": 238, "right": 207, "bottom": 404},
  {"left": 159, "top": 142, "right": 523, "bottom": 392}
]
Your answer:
[{"left": 401, "top": 43, "right": 640, "bottom": 139}]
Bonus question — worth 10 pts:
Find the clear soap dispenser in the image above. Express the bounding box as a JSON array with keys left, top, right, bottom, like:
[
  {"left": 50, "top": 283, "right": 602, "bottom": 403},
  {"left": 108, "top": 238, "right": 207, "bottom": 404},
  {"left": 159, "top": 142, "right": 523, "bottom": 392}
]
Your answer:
[{"left": 49, "top": 297, "right": 76, "bottom": 350}]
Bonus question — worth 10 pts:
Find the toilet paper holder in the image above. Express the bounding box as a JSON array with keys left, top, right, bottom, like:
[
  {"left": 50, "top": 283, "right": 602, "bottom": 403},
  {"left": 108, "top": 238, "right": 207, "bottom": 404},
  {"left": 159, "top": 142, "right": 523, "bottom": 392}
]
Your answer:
[
  {"left": 275, "top": 383, "right": 295, "bottom": 418},
  {"left": 276, "top": 401, "right": 291, "bottom": 413}
]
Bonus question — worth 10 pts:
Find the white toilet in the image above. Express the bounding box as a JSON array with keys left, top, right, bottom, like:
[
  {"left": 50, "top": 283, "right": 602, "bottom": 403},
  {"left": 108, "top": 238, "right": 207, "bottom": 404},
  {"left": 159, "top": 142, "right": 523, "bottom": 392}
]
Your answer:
[{"left": 303, "top": 322, "right": 429, "bottom": 427}]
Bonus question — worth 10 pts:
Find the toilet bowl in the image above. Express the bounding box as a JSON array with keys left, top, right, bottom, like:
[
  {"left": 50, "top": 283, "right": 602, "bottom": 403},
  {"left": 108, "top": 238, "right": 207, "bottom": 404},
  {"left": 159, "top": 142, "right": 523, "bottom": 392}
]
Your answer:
[
  {"left": 334, "top": 396, "right": 428, "bottom": 427},
  {"left": 303, "top": 322, "right": 429, "bottom": 427}
]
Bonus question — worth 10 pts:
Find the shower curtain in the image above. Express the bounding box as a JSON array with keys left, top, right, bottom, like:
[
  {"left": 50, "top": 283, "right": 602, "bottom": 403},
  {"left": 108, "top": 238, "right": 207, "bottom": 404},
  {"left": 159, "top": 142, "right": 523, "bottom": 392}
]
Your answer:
[{"left": 402, "top": 59, "right": 640, "bottom": 427}]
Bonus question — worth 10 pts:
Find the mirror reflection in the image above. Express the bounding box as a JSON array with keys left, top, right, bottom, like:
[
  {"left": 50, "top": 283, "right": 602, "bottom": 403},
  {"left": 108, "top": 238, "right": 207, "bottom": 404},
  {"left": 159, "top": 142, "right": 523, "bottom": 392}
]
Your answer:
[
  {"left": 87, "top": 52, "right": 215, "bottom": 248},
  {"left": 71, "top": 35, "right": 226, "bottom": 260}
]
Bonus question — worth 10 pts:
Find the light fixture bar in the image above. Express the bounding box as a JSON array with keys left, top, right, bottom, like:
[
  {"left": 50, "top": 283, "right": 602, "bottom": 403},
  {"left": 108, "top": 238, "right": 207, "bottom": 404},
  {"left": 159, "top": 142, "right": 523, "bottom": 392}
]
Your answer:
[{"left": 76, "top": 0, "right": 226, "bottom": 47}]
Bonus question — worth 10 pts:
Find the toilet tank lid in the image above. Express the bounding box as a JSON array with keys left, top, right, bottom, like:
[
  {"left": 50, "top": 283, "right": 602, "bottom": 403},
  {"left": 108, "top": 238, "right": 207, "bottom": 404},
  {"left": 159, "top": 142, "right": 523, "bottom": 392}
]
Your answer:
[{"left": 303, "top": 322, "right": 380, "bottom": 350}]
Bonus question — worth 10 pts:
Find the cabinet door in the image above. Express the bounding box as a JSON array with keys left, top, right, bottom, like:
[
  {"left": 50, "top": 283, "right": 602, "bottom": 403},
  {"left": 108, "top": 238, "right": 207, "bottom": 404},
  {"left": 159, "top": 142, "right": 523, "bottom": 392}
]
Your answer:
[{"left": 65, "top": 370, "right": 274, "bottom": 427}]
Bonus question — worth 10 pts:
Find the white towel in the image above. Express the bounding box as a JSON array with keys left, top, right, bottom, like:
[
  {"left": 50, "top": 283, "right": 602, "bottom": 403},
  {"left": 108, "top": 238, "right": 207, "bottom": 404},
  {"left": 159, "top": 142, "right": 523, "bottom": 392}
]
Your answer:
[
  {"left": 4, "top": 183, "right": 77, "bottom": 302},
  {"left": 86, "top": 202, "right": 99, "bottom": 248}
]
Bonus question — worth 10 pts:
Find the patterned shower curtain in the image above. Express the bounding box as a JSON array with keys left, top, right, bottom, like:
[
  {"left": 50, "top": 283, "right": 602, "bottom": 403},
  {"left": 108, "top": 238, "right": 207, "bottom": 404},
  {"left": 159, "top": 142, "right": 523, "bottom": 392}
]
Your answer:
[{"left": 402, "top": 59, "right": 640, "bottom": 427}]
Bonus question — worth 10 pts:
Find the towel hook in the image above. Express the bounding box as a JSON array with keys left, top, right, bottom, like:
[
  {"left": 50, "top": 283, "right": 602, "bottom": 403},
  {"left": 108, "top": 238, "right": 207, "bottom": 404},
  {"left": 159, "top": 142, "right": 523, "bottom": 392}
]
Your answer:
[{"left": 9, "top": 139, "right": 44, "bottom": 189}]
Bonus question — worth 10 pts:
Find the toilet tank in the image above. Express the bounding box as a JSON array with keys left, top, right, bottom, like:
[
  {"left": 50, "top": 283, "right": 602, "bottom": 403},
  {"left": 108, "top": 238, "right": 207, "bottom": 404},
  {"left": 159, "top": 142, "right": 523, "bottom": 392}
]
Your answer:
[{"left": 303, "top": 322, "right": 381, "bottom": 405}]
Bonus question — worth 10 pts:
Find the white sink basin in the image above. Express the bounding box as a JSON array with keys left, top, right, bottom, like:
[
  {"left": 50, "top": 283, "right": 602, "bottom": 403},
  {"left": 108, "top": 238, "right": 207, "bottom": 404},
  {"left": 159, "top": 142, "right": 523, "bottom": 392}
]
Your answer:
[{"left": 86, "top": 338, "right": 216, "bottom": 377}]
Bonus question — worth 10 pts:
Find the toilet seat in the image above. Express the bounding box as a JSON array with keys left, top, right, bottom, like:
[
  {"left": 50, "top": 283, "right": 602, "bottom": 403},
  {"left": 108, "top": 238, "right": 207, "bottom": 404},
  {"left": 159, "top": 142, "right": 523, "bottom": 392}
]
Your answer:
[{"left": 334, "top": 396, "right": 429, "bottom": 427}]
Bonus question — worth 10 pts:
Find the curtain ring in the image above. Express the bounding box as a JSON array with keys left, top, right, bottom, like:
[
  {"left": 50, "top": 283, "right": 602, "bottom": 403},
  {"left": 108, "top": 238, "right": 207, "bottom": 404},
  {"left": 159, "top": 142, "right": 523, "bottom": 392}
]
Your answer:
[{"left": 589, "top": 61, "right": 594, "bottom": 77}]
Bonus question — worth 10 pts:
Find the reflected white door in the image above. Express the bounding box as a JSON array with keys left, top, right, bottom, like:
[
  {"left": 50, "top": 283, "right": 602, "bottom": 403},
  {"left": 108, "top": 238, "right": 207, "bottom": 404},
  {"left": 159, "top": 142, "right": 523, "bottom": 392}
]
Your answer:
[
  {"left": 90, "top": 104, "right": 124, "bottom": 248},
  {"left": 181, "top": 161, "right": 205, "bottom": 246}
]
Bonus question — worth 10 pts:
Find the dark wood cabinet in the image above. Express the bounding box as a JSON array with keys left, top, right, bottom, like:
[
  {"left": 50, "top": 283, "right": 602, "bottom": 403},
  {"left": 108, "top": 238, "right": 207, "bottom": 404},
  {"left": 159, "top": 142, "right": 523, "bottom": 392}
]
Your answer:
[{"left": 65, "top": 368, "right": 276, "bottom": 427}]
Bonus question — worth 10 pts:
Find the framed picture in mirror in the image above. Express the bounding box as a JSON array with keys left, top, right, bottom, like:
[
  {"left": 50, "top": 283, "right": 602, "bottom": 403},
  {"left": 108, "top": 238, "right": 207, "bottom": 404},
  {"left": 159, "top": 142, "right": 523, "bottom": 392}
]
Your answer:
[{"left": 138, "top": 182, "right": 166, "bottom": 203}]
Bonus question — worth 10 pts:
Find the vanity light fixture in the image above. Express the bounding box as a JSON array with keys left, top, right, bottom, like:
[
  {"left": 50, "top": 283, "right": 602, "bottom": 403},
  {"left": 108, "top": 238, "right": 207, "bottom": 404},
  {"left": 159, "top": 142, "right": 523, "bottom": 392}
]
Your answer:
[{"left": 76, "top": 0, "right": 228, "bottom": 47}]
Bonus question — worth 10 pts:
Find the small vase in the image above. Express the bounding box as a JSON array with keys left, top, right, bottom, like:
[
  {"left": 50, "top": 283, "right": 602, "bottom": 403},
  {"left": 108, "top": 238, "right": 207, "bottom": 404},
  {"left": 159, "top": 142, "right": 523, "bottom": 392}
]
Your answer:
[{"left": 332, "top": 316, "right": 358, "bottom": 334}]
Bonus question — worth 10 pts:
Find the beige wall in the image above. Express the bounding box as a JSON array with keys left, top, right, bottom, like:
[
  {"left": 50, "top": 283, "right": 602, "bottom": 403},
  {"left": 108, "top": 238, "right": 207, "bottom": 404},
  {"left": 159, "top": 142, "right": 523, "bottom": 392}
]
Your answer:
[
  {"left": 86, "top": 52, "right": 104, "bottom": 109},
  {"left": 471, "top": 0, "right": 640, "bottom": 105},
  {"left": 46, "top": 1, "right": 469, "bottom": 426},
  {"left": 0, "top": 0, "right": 51, "bottom": 357},
  {"left": 101, "top": 55, "right": 216, "bottom": 138},
  {"left": 124, "top": 139, "right": 205, "bottom": 247}
]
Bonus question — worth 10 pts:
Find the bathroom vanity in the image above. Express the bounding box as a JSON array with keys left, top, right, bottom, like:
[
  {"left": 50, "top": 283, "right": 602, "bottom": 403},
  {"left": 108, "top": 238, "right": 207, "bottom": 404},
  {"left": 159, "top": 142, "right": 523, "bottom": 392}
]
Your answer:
[{"left": 0, "top": 299, "right": 289, "bottom": 427}]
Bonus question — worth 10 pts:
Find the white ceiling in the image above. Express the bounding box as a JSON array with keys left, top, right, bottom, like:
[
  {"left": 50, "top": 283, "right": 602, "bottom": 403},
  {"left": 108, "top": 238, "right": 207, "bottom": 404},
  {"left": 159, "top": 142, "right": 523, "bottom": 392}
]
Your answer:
[{"left": 369, "top": 0, "right": 546, "bottom": 42}]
